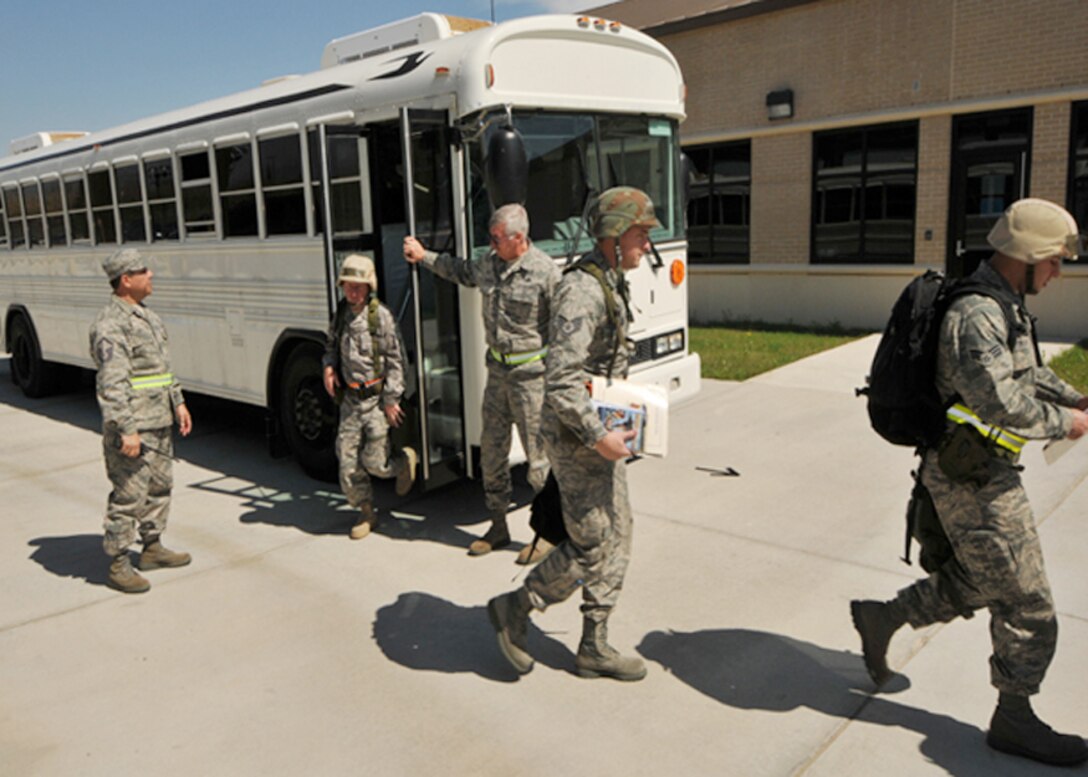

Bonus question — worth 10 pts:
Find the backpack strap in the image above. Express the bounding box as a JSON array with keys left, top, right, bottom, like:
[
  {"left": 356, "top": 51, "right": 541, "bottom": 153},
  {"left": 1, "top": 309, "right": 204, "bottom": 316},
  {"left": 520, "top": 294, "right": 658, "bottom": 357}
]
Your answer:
[
  {"left": 565, "top": 260, "right": 623, "bottom": 380},
  {"left": 944, "top": 279, "right": 1032, "bottom": 362},
  {"left": 367, "top": 296, "right": 383, "bottom": 379}
]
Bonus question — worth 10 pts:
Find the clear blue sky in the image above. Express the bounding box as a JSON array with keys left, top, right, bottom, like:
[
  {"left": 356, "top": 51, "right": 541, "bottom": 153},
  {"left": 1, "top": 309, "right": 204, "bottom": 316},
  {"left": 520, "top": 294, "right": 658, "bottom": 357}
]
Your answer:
[{"left": 0, "top": 0, "right": 590, "bottom": 151}]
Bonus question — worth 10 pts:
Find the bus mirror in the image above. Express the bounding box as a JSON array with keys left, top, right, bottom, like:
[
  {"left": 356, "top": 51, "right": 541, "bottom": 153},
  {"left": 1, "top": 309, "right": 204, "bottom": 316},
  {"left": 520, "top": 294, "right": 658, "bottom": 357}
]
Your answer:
[{"left": 485, "top": 126, "right": 528, "bottom": 209}]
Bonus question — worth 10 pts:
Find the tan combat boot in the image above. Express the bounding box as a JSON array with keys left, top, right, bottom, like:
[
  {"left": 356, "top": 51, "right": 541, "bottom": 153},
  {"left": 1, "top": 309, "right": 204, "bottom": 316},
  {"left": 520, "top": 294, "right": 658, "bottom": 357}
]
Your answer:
[
  {"left": 139, "top": 539, "right": 192, "bottom": 570},
  {"left": 850, "top": 599, "right": 906, "bottom": 686},
  {"left": 395, "top": 447, "right": 418, "bottom": 497},
  {"left": 108, "top": 554, "right": 150, "bottom": 594},
  {"left": 516, "top": 536, "right": 554, "bottom": 565},
  {"left": 468, "top": 515, "right": 510, "bottom": 556},
  {"left": 487, "top": 588, "right": 534, "bottom": 674},
  {"left": 350, "top": 504, "right": 377, "bottom": 540},
  {"left": 575, "top": 617, "right": 646, "bottom": 681}
]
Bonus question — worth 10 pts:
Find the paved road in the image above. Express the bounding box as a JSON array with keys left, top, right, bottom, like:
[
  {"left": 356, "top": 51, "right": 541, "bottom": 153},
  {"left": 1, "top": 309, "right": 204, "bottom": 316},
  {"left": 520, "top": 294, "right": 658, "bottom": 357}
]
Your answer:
[{"left": 1, "top": 338, "right": 1085, "bottom": 776}]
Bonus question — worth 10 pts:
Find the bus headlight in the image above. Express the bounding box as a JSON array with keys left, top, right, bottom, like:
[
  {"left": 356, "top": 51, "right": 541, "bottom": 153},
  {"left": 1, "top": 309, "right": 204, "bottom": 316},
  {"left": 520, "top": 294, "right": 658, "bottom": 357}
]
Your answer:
[{"left": 653, "top": 329, "right": 685, "bottom": 357}]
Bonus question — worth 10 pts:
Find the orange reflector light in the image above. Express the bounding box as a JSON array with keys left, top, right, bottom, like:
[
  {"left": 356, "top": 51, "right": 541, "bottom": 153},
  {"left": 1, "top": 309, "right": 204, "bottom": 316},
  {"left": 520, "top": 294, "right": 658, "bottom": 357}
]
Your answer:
[
  {"left": 594, "top": 18, "right": 606, "bottom": 30},
  {"left": 435, "top": 66, "right": 450, "bottom": 76},
  {"left": 577, "top": 16, "right": 590, "bottom": 28},
  {"left": 670, "top": 259, "right": 685, "bottom": 286},
  {"left": 609, "top": 21, "right": 622, "bottom": 33},
  {"left": 485, "top": 63, "right": 494, "bottom": 88}
]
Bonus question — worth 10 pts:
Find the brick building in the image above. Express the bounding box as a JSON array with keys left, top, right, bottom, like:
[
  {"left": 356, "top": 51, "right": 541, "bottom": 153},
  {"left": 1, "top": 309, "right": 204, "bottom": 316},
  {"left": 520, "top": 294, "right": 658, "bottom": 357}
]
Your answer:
[{"left": 586, "top": 0, "right": 1088, "bottom": 337}]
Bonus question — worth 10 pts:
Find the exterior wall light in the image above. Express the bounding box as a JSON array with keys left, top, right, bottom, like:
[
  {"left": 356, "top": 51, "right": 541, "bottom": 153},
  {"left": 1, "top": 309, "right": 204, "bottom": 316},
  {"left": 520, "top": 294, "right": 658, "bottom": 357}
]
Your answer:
[{"left": 766, "top": 89, "right": 794, "bottom": 120}]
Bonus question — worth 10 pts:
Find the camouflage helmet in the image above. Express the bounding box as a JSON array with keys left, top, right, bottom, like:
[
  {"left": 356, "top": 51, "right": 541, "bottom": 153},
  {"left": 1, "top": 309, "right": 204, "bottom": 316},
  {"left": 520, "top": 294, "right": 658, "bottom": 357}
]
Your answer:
[
  {"left": 987, "top": 198, "right": 1080, "bottom": 264},
  {"left": 337, "top": 253, "right": 378, "bottom": 292},
  {"left": 590, "top": 186, "right": 661, "bottom": 239}
]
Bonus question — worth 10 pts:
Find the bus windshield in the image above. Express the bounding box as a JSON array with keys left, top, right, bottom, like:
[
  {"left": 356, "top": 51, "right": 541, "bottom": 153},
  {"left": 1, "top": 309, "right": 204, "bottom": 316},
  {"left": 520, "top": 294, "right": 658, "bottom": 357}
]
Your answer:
[{"left": 467, "top": 111, "right": 681, "bottom": 258}]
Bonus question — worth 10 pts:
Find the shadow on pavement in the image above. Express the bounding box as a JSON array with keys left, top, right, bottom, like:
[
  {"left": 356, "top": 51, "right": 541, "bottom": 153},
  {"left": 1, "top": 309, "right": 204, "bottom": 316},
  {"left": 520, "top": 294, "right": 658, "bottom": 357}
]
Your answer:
[
  {"left": 637, "top": 629, "right": 1030, "bottom": 777},
  {"left": 27, "top": 534, "right": 109, "bottom": 587},
  {"left": 373, "top": 592, "right": 573, "bottom": 682},
  {"left": 0, "top": 359, "right": 534, "bottom": 554}
]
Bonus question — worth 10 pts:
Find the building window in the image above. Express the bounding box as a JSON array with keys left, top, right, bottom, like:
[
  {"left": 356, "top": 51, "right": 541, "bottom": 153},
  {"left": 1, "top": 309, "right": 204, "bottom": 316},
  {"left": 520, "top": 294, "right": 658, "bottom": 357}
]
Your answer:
[
  {"left": 180, "top": 151, "right": 215, "bottom": 236},
  {"left": 65, "top": 176, "right": 90, "bottom": 243},
  {"left": 41, "top": 178, "right": 67, "bottom": 246},
  {"left": 88, "top": 169, "right": 117, "bottom": 245},
  {"left": 260, "top": 134, "right": 306, "bottom": 236},
  {"left": 1070, "top": 101, "right": 1088, "bottom": 260},
  {"left": 685, "top": 141, "right": 750, "bottom": 264},
  {"left": 216, "top": 142, "right": 258, "bottom": 237},
  {"left": 144, "top": 158, "right": 179, "bottom": 241},
  {"left": 812, "top": 122, "right": 917, "bottom": 264}
]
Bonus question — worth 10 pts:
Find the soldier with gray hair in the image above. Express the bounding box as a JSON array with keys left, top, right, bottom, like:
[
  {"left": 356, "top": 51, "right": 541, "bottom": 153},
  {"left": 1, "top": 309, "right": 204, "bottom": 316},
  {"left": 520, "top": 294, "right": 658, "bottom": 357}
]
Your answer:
[
  {"left": 851, "top": 198, "right": 1088, "bottom": 766},
  {"left": 89, "top": 248, "right": 193, "bottom": 594},
  {"left": 486, "top": 186, "right": 660, "bottom": 682},
  {"left": 404, "top": 203, "right": 560, "bottom": 562}
]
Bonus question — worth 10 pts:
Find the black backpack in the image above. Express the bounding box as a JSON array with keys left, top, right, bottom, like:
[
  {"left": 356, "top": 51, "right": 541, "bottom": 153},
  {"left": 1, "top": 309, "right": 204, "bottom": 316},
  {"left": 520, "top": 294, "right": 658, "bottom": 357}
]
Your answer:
[{"left": 861, "top": 269, "right": 1023, "bottom": 449}]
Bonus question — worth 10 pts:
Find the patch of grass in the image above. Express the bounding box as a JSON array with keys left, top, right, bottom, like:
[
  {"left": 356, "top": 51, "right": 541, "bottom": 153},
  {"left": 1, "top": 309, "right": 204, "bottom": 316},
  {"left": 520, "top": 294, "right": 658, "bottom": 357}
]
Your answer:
[
  {"left": 690, "top": 323, "right": 868, "bottom": 381},
  {"left": 1049, "top": 339, "right": 1088, "bottom": 395}
]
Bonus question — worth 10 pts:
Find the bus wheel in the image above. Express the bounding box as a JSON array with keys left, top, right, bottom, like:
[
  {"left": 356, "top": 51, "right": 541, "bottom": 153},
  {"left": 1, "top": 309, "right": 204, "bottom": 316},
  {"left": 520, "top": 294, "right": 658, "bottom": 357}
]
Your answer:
[
  {"left": 9, "top": 316, "right": 56, "bottom": 398},
  {"left": 279, "top": 344, "right": 338, "bottom": 482}
]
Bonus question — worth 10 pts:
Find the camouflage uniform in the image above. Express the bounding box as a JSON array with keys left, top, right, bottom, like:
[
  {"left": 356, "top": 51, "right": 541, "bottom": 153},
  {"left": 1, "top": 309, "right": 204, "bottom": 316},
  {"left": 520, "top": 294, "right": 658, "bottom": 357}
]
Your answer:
[
  {"left": 420, "top": 244, "right": 560, "bottom": 512},
  {"left": 524, "top": 247, "right": 633, "bottom": 623},
  {"left": 323, "top": 299, "right": 407, "bottom": 508},
  {"left": 894, "top": 260, "right": 1082, "bottom": 696},
  {"left": 90, "top": 296, "right": 185, "bottom": 556}
]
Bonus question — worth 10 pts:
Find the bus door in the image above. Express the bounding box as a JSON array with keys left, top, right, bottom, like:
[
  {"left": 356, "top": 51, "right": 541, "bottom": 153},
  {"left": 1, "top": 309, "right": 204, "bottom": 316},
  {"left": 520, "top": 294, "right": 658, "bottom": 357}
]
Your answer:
[{"left": 396, "top": 108, "right": 466, "bottom": 489}]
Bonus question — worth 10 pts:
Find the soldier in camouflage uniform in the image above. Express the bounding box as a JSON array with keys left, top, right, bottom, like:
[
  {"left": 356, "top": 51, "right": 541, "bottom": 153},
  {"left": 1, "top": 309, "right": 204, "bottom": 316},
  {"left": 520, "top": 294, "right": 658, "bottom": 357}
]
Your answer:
[
  {"left": 486, "top": 187, "right": 658, "bottom": 682},
  {"left": 323, "top": 254, "right": 416, "bottom": 540},
  {"left": 404, "top": 204, "right": 560, "bottom": 562},
  {"left": 852, "top": 199, "right": 1088, "bottom": 767},
  {"left": 90, "top": 249, "right": 193, "bottom": 594}
]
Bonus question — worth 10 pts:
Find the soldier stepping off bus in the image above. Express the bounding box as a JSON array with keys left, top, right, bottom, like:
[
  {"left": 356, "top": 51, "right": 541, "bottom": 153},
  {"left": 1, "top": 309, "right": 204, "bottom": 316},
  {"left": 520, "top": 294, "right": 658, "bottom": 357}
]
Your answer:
[{"left": 323, "top": 254, "right": 417, "bottom": 540}]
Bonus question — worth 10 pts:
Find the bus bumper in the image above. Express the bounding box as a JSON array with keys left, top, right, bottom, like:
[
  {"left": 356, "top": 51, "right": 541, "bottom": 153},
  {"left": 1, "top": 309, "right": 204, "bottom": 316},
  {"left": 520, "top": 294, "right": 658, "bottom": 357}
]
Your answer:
[{"left": 629, "top": 351, "right": 701, "bottom": 406}]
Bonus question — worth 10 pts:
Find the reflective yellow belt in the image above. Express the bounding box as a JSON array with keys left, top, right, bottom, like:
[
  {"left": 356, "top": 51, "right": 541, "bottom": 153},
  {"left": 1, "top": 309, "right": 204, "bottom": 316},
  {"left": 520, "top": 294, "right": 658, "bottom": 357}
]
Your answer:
[
  {"left": 130, "top": 373, "right": 175, "bottom": 390},
  {"left": 489, "top": 346, "right": 548, "bottom": 366},
  {"left": 946, "top": 403, "right": 1028, "bottom": 454}
]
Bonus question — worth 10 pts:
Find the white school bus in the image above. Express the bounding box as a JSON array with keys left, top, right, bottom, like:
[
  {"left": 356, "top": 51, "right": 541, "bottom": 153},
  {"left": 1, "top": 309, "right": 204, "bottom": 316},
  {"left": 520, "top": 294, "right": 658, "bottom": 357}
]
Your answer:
[{"left": 0, "top": 13, "right": 700, "bottom": 487}]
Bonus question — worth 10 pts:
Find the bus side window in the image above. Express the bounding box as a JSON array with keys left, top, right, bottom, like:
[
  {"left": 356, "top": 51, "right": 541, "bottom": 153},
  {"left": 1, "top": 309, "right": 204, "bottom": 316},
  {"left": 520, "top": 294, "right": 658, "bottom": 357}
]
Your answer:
[
  {"left": 88, "top": 169, "right": 117, "bottom": 245},
  {"left": 180, "top": 151, "right": 215, "bottom": 236},
  {"left": 115, "top": 164, "right": 147, "bottom": 243},
  {"left": 144, "top": 157, "right": 179, "bottom": 241},
  {"left": 41, "top": 178, "right": 67, "bottom": 247},
  {"left": 65, "top": 176, "right": 91, "bottom": 243},
  {"left": 0, "top": 192, "right": 7, "bottom": 249},
  {"left": 22, "top": 182, "right": 45, "bottom": 248},
  {"left": 259, "top": 133, "right": 306, "bottom": 236},
  {"left": 4, "top": 186, "right": 26, "bottom": 248},
  {"left": 216, "top": 143, "right": 258, "bottom": 238}
]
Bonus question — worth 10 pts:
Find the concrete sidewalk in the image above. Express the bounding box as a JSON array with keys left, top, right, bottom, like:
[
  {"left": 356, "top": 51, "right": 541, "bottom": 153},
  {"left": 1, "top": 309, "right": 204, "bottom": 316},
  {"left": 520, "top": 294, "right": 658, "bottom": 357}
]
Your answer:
[{"left": 1, "top": 337, "right": 1085, "bottom": 776}]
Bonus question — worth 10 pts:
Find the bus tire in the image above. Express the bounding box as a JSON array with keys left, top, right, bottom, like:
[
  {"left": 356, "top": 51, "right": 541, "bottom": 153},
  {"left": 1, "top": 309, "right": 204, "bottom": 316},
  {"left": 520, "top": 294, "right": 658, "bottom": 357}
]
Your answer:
[
  {"left": 9, "top": 315, "right": 57, "bottom": 398},
  {"left": 279, "top": 343, "right": 338, "bottom": 482}
]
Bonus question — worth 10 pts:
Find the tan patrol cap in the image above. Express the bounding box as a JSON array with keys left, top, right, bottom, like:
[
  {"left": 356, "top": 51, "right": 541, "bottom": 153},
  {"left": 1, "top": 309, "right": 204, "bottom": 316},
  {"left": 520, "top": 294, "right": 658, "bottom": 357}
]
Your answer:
[
  {"left": 337, "top": 253, "right": 378, "bottom": 292},
  {"left": 987, "top": 198, "right": 1080, "bottom": 264},
  {"left": 102, "top": 248, "right": 149, "bottom": 281}
]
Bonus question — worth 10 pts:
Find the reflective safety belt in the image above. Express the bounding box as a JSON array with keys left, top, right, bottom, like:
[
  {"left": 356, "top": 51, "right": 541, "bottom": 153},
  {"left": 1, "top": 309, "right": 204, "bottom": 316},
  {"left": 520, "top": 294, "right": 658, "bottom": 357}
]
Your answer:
[
  {"left": 489, "top": 346, "right": 548, "bottom": 366},
  {"left": 946, "top": 403, "right": 1028, "bottom": 454},
  {"left": 130, "top": 373, "right": 174, "bottom": 390}
]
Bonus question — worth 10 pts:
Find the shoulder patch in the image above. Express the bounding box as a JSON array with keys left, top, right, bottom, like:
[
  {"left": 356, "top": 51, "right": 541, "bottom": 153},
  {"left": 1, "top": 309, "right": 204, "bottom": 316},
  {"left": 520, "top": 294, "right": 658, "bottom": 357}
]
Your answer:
[
  {"left": 96, "top": 339, "right": 115, "bottom": 364},
  {"left": 557, "top": 315, "right": 583, "bottom": 338}
]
